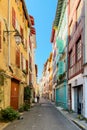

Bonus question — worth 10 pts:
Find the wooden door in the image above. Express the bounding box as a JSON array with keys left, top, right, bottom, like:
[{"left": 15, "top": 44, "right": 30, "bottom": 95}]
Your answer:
[{"left": 11, "top": 79, "right": 19, "bottom": 109}]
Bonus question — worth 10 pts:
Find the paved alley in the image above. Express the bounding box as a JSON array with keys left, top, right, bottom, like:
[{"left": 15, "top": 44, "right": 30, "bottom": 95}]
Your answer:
[{"left": 3, "top": 99, "right": 81, "bottom": 130}]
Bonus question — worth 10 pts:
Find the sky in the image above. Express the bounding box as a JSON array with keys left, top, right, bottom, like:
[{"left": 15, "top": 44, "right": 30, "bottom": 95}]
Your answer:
[{"left": 25, "top": 0, "right": 58, "bottom": 81}]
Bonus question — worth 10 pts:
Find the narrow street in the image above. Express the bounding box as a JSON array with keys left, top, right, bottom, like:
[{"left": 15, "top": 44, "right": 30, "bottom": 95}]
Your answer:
[{"left": 4, "top": 99, "right": 80, "bottom": 130}]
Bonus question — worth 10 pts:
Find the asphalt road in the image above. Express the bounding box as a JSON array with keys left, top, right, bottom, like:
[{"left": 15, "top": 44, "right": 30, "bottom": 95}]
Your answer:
[{"left": 4, "top": 98, "right": 80, "bottom": 130}]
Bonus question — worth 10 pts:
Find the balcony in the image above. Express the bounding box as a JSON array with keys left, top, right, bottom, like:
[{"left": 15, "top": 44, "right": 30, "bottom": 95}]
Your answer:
[{"left": 69, "top": 59, "right": 82, "bottom": 79}]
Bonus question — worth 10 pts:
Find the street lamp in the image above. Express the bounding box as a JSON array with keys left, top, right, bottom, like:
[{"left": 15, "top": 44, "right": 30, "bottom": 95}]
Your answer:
[
  {"left": 14, "top": 30, "right": 22, "bottom": 45},
  {"left": 3, "top": 29, "right": 22, "bottom": 45}
]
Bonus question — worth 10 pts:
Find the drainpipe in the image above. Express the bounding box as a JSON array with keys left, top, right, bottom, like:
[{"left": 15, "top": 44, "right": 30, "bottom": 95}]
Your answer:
[{"left": 8, "top": 0, "right": 10, "bottom": 66}]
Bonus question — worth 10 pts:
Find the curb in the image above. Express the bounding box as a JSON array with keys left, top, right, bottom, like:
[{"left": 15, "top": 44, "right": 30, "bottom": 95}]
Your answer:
[
  {"left": 51, "top": 102, "right": 81, "bottom": 130},
  {"left": 50, "top": 102, "right": 83, "bottom": 129},
  {"left": 72, "top": 120, "right": 86, "bottom": 130},
  {"left": 0, "top": 123, "right": 10, "bottom": 130},
  {"left": 55, "top": 106, "right": 86, "bottom": 130},
  {"left": 56, "top": 108, "right": 81, "bottom": 129}
]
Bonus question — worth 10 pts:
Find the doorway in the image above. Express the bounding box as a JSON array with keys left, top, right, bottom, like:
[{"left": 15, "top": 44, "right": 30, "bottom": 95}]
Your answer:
[{"left": 10, "top": 79, "right": 19, "bottom": 109}]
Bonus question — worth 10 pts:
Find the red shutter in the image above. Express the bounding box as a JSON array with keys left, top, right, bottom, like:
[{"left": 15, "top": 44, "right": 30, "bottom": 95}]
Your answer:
[
  {"left": 20, "top": 26, "right": 23, "bottom": 37},
  {"left": 25, "top": 39, "right": 27, "bottom": 50},
  {"left": 29, "top": 15, "right": 35, "bottom": 26},
  {"left": 16, "top": 48, "right": 20, "bottom": 68},
  {"left": 0, "top": 22, "right": 1, "bottom": 49},
  {"left": 12, "top": 7, "right": 16, "bottom": 28},
  {"left": 26, "top": 60, "right": 28, "bottom": 74},
  {"left": 21, "top": 53, "right": 23, "bottom": 70},
  {"left": 30, "top": 27, "right": 36, "bottom": 35}
]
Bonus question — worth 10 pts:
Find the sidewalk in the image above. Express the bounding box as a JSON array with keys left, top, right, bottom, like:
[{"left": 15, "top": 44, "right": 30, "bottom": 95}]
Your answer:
[
  {"left": 52, "top": 103, "right": 87, "bottom": 130},
  {"left": 0, "top": 122, "right": 9, "bottom": 130}
]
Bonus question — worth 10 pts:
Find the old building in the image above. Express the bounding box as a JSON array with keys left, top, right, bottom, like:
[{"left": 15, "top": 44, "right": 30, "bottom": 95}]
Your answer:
[
  {"left": 68, "top": 0, "right": 86, "bottom": 116},
  {"left": 0, "top": 0, "right": 36, "bottom": 110},
  {"left": 53, "top": 0, "right": 68, "bottom": 109},
  {"left": 50, "top": 28, "right": 57, "bottom": 101},
  {"left": 29, "top": 15, "right": 37, "bottom": 101},
  {"left": 48, "top": 53, "right": 53, "bottom": 100}
]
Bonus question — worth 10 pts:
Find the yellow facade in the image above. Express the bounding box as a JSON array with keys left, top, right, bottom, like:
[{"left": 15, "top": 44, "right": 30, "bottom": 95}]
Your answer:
[
  {"left": 48, "top": 53, "right": 53, "bottom": 100},
  {"left": 0, "top": 0, "right": 31, "bottom": 109}
]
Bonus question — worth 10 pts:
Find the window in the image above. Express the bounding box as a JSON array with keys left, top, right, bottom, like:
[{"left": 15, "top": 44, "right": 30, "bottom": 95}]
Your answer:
[
  {"left": 29, "top": 54, "right": 32, "bottom": 71},
  {"left": 12, "top": 7, "right": 16, "bottom": 29},
  {"left": 0, "top": 22, "right": 1, "bottom": 49},
  {"left": 24, "top": 39, "right": 27, "bottom": 50},
  {"left": 20, "top": 26, "right": 23, "bottom": 38},
  {"left": 70, "top": 51, "right": 73, "bottom": 67},
  {"left": 21, "top": 53, "right": 23, "bottom": 70},
  {"left": 69, "top": 49, "right": 75, "bottom": 67},
  {"left": 16, "top": 48, "right": 20, "bottom": 68},
  {"left": 76, "top": 37, "right": 81, "bottom": 61}
]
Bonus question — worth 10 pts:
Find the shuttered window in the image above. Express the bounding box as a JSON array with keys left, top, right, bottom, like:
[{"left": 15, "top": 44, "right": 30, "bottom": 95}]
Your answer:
[
  {"left": 58, "top": 61, "right": 64, "bottom": 75},
  {"left": 20, "top": 26, "right": 23, "bottom": 37},
  {"left": 12, "top": 7, "right": 16, "bottom": 29},
  {"left": 21, "top": 53, "right": 23, "bottom": 70},
  {"left": 0, "top": 22, "right": 1, "bottom": 49},
  {"left": 16, "top": 48, "right": 20, "bottom": 68},
  {"left": 76, "top": 36, "right": 81, "bottom": 61},
  {"left": 23, "top": 57, "right": 26, "bottom": 70}
]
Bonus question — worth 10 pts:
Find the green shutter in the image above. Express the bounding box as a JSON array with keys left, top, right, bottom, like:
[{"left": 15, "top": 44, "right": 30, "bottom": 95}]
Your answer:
[
  {"left": 56, "top": 39, "right": 64, "bottom": 53},
  {"left": 58, "top": 61, "right": 64, "bottom": 75}
]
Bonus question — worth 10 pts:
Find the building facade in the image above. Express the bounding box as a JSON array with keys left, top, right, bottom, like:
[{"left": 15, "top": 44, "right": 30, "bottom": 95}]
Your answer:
[
  {"left": 51, "top": 28, "right": 57, "bottom": 101},
  {"left": 48, "top": 53, "right": 53, "bottom": 100},
  {"left": 29, "top": 15, "right": 37, "bottom": 101},
  {"left": 52, "top": 0, "right": 68, "bottom": 109},
  {"left": 67, "top": 0, "right": 87, "bottom": 117},
  {"left": 0, "top": 0, "right": 36, "bottom": 110}
]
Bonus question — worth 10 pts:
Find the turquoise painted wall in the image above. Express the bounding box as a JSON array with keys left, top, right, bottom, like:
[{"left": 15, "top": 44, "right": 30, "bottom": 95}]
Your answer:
[{"left": 56, "top": 81, "right": 67, "bottom": 109}]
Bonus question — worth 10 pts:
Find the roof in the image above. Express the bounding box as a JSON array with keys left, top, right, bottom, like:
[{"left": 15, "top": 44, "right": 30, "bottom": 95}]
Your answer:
[
  {"left": 53, "top": 0, "right": 65, "bottom": 27},
  {"left": 21, "top": 0, "right": 31, "bottom": 27}
]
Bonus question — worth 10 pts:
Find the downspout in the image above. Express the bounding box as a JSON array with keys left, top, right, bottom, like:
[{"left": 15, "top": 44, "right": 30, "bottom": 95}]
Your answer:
[{"left": 8, "top": 0, "right": 10, "bottom": 66}]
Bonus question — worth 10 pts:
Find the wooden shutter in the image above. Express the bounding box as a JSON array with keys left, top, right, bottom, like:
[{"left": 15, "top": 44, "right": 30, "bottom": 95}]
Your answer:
[
  {"left": 0, "top": 22, "right": 1, "bottom": 49},
  {"left": 56, "top": 39, "right": 64, "bottom": 54},
  {"left": 58, "top": 61, "right": 64, "bottom": 75},
  {"left": 21, "top": 53, "right": 23, "bottom": 70},
  {"left": 29, "top": 36, "right": 31, "bottom": 49},
  {"left": 20, "top": 26, "right": 23, "bottom": 37},
  {"left": 12, "top": 7, "right": 16, "bottom": 28},
  {"left": 16, "top": 48, "right": 20, "bottom": 68}
]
